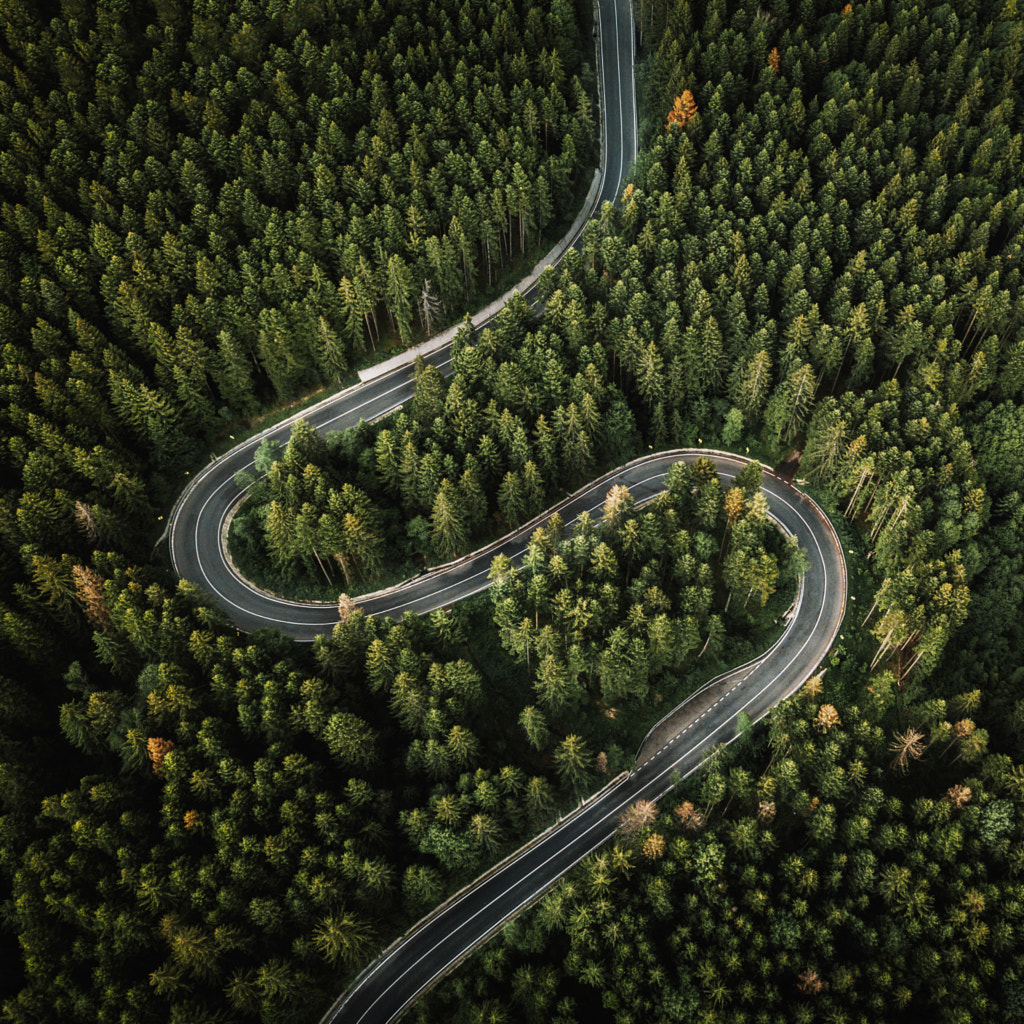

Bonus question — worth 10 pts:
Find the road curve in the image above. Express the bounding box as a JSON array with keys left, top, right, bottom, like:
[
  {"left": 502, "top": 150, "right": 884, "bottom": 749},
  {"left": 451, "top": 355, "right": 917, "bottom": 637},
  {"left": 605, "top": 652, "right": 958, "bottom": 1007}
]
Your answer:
[
  {"left": 167, "top": 0, "right": 636, "bottom": 612},
  {"left": 314, "top": 450, "right": 846, "bottom": 1024},
  {"left": 170, "top": 437, "right": 848, "bottom": 1022}
]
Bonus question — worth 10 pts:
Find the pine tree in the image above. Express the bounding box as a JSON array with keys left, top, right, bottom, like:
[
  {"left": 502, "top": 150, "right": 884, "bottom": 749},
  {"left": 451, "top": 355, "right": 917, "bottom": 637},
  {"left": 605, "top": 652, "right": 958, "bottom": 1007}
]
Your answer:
[
  {"left": 323, "top": 711, "right": 378, "bottom": 769},
  {"left": 418, "top": 278, "right": 444, "bottom": 337},
  {"left": 412, "top": 356, "right": 448, "bottom": 425},
  {"left": 312, "top": 911, "right": 375, "bottom": 968},
  {"left": 385, "top": 253, "right": 415, "bottom": 343},
  {"left": 519, "top": 705, "right": 550, "bottom": 750},
  {"left": 459, "top": 457, "right": 489, "bottom": 534},
  {"left": 553, "top": 734, "right": 592, "bottom": 792},
  {"left": 766, "top": 363, "right": 817, "bottom": 445},
  {"left": 498, "top": 470, "right": 526, "bottom": 527},
  {"left": 666, "top": 91, "right": 698, "bottom": 131},
  {"left": 430, "top": 479, "right": 469, "bottom": 562},
  {"left": 72, "top": 564, "right": 111, "bottom": 631}
]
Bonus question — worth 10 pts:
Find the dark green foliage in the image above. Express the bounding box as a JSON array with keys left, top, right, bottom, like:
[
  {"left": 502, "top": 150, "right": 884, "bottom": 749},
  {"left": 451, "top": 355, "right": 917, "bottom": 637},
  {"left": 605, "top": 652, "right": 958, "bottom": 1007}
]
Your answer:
[
  {"left": 418, "top": 683, "right": 1024, "bottom": 1024},
  {"left": 241, "top": 293, "right": 636, "bottom": 579},
  {"left": 2, "top": 574, "right": 568, "bottom": 1021},
  {"left": 0, "top": 481, "right": 785, "bottom": 1021},
  {"left": 0, "top": 0, "right": 597, "bottom": 1016},
  {"left": 4, "top": 0, "right": 1024, "bottom": 1019},
  {"left": 972, "top": 401, "right": 1024, "bottom": 496},
  {"left": 2, "top": 0, "right": 594, "bottom": 413},
  {"left": 551, "top": 0, "right": 1023, "bottom": 689},
  {"left": 490, "top": 461, "right": 796, "bottom": 755},
  {"left": 406, "top": 0, "right": 1024, "bottom": 1019}
]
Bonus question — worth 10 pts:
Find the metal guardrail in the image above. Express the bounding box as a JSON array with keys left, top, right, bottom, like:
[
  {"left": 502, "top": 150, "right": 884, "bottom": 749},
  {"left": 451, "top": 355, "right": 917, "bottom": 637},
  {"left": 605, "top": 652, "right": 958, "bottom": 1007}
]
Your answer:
[{"left": 318, "top": 771, "right": 629, "bottom": 1024}]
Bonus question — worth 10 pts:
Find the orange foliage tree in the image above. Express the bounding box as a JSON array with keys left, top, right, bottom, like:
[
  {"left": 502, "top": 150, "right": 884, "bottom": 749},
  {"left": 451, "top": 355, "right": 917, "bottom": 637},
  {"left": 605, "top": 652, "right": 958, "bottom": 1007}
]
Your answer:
[
  {"left": 666, "top": 90, "right": 698, "bottom": 130},
  {"left": 72, "top": 564, "right": 111, "bottom": 631},
  {"left": 148, "top": 737, "right": 175, "bottom": 778}
]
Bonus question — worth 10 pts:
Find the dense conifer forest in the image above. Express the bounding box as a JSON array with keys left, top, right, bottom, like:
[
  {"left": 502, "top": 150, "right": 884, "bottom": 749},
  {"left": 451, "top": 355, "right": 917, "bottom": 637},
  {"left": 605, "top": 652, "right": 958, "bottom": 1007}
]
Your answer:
[
  {"left": 2, "top": 0, "right": 1024, "bottom": 1022},
  {"left": 410, "top": 0, "right": 1024, "bottom": 1020}
]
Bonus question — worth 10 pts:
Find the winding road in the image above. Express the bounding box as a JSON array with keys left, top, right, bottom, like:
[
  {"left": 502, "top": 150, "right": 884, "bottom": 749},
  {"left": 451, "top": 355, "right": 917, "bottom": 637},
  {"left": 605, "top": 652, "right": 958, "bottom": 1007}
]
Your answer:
[
  {"left": 166, "top": 3, "right": 847, "bottom": 1021},
  {"left": 311, "top": 450, "right": 846, "bottom": 1024},
  {"left": 168, "top": 0, "right": 638, "bottom": 636},
  {"left": 171, "top": 442, "right": 848, "bottom": 1024}
]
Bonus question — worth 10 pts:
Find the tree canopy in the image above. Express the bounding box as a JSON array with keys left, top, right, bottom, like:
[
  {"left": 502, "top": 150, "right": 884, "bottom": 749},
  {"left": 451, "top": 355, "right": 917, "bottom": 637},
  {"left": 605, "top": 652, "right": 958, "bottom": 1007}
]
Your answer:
[{"left": 3, "top": 0, "right": 1024, "bottom": 1019}]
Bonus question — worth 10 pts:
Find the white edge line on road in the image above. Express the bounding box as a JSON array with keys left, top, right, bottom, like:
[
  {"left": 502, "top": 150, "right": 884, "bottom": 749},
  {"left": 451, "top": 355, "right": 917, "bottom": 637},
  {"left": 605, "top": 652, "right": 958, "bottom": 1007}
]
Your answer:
[
  {"left": 342, "top": 472, "right": 836, "bottom": 1024},
  {"left": 181, "top": 453, "right": 831, "bottom": 650},
  {"left": 354, "top": 523, "right": 832, "bottom": 1024},
  {"left": 629, "top": 0, "right": 637, "bottom": 158},
  {"left": 614, "top": 0, "right": 625, "bottom": 199}
]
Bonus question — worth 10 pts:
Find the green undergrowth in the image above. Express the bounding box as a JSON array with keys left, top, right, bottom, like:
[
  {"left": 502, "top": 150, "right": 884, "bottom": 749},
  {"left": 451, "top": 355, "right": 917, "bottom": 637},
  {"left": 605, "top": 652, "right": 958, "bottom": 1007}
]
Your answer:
[{"left": 227, "top": 480, "right": 422, "bottom": 604}]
